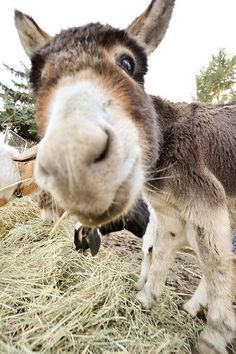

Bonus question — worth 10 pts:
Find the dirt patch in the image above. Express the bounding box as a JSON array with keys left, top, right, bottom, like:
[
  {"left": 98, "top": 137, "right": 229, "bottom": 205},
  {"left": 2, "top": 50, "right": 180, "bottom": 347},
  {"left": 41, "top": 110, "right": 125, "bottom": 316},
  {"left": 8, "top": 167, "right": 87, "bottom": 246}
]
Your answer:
[{"left": 103, "top": 231, "right": 201, "bottom": 297}]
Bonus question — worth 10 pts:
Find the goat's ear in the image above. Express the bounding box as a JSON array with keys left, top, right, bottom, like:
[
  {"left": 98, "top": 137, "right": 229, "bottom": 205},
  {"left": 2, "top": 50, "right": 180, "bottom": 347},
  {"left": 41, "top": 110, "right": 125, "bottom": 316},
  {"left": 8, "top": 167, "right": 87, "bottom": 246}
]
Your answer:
[
  {"left": 127, "top": 0, "right": 175, "bottom": 55},
  {"left": 13, "top": 145, "right": 38, "bottom": 162},
  {"left": 14, "top": 10, "right": 51, "bottom": 58}
]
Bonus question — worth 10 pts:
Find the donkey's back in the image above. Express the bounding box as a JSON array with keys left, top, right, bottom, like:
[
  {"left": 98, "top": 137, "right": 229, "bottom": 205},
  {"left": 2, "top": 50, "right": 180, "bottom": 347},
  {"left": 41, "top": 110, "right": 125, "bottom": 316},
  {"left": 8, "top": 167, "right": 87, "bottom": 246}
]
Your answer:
[
  {"left": 196, "top": 102, "right": 236, "bottom": 197},
  {"left": 153, "top": 97, "right": 236, "bottom": 199}
]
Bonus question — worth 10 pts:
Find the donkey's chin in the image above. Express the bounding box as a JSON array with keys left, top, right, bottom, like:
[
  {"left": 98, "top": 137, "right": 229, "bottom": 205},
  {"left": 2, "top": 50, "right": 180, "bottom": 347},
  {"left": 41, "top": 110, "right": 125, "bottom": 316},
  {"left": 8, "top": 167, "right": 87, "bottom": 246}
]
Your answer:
[
  {"left": 73, "top": 184, "right": 140, "bottom": 227},
  {"left": 36, "top": 155, "right": 144, "bottom": 227},
  {"left": 72, "top": 198, "right": 129, "bottom": 227},
  {"left": 67, "top": 163, "right": 143, "bottom": 227}
]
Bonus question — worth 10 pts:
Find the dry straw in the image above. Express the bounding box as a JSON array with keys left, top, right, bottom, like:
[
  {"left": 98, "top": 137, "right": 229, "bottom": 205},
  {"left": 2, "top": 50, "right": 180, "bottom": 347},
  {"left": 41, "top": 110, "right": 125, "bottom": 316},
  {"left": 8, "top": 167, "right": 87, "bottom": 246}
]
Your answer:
[
  {"left": 0, "top": 178, "right": 32, "bottom": 193},
  {"left": 49, "top": 211, "right": 69, "bottom": 236},
  {"left": 0, "top": 198, "right": 204, "bottom": 353}
]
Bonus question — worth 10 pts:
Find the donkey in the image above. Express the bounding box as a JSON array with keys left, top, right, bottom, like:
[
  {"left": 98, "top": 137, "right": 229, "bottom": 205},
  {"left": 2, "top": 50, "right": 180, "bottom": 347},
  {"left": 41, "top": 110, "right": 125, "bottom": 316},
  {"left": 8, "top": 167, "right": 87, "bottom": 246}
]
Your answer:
[{"left": 15, "top": 0, "right": 236, "bottom": 352}]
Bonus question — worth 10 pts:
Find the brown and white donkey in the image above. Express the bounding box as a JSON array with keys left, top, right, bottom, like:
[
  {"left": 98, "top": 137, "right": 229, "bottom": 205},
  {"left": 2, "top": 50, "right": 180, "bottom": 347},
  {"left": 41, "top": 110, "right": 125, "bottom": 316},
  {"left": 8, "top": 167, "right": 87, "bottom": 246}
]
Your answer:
[{"left": 15, "top": 1, "right": 236, "bottom": 352}]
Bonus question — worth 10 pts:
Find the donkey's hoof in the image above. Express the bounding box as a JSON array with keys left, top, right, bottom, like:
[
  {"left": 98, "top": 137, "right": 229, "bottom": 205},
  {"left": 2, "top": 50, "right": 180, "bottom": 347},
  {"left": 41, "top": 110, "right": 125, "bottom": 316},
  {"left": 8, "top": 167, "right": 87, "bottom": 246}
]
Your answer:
[
  {"left": 183, "top": 299, "right": 201, "bottom": 317},
  {"left": 136, "top": 289, "right": 154, "bottom": 309}
]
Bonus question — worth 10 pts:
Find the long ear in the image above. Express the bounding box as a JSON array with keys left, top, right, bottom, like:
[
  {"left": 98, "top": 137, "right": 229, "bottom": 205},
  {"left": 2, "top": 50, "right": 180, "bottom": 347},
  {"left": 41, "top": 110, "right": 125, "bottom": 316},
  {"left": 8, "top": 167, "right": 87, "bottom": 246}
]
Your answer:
[
  {"left": 13, "top": 145, "right": 38, "bottom": 162},
  {"left": 14, "top": 10, "right": 51, "bottom": 58},
  {"left": 127, "top": 0, "right": 175, "bottom": 55}
]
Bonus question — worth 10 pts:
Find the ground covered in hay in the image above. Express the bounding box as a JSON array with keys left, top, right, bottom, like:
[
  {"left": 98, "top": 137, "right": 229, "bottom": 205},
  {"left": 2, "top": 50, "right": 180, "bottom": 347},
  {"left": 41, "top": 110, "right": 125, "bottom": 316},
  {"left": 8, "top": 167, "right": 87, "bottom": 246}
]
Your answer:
[{"left": 0, "top": 199, "right": 206, "bottom": 353}]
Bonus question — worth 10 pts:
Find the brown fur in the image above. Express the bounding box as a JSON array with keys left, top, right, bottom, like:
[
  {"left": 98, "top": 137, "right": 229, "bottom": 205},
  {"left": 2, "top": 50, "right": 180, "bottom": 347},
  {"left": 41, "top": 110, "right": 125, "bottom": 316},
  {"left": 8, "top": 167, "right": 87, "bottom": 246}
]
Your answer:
[
  {"left": 128, "top": 0, "right": 175, "bottom": 54},
  {"left": 0, "top": 199, "right": 8, "bottom": 207},
  {"left": 17, "top": 160, "right": 38, "bottom": 196},
  {"left": 37, "top": 189, "right": 64, "bottom": 223},
  {"left": 14, "top": 10, "right": 51, "bottom": 57},
  {"left": 228, "top": 199, "right": 236, "bottom": 228},
  {"left": 14, "top": 1, "right": 236, "bottom": 352}
]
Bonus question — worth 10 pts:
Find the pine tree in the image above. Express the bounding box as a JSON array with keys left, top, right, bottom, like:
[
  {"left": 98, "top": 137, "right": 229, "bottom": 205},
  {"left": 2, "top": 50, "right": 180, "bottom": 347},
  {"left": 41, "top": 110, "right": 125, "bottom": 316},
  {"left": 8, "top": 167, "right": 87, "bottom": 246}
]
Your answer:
[
  {"left": 195, "top": 48, "right": 236, "bottom": 104},
  {"left": 0, "top": 64, "right": 38, "bottom": 142}
]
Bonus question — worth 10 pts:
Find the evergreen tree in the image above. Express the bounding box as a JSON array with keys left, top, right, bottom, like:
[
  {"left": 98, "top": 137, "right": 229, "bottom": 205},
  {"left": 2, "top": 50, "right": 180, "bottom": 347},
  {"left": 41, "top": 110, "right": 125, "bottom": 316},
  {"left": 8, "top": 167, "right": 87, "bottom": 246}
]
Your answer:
[
  {"left": 195, "top": 48, "right": 236, "bottom": 104},
  {"left": 0, "top": 64, "right": 38, "bottom": 141}
]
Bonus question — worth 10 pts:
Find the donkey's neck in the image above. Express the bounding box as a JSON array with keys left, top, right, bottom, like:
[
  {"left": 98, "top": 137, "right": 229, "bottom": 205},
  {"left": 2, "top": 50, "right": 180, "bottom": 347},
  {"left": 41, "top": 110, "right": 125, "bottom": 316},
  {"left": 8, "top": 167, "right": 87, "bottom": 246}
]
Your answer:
[{"left": 151, "top": 96, "right": 184, "bottom": 131}]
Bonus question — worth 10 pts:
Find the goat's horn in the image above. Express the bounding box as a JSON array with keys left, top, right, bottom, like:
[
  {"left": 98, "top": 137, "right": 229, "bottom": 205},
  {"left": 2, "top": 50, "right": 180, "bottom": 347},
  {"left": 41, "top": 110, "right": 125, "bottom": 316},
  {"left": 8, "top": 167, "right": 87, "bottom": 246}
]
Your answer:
[{"left": 13, "top": 145, "right": 38, "bottom": 162}]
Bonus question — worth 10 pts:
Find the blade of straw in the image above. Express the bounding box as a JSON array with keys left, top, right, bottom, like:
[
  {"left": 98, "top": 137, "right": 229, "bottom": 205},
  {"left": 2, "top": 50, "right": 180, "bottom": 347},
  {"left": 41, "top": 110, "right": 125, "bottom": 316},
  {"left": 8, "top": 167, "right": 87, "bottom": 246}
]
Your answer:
[
  {"left": 49, "top": 211, "right": 69, "bottom": 236},
  {"left": 0, "top": 178, "right": 33, "bottom": 192}
]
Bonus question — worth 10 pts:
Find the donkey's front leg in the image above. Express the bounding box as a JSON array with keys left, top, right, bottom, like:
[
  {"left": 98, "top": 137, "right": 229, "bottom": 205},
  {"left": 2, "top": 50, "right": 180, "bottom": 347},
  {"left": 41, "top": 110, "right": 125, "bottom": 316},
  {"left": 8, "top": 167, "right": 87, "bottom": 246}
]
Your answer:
[
  {"left": 135, "top": 248, "right": 153, "bottom": 291},
  {"left": 136, "top": 213, "right": 186, "bottom": 308},
  {"left": 194, "top": 208, "right": 236, "bottom": 354},
  {"left": 136, "top": 204, "right": 159, "bottom": 291}
]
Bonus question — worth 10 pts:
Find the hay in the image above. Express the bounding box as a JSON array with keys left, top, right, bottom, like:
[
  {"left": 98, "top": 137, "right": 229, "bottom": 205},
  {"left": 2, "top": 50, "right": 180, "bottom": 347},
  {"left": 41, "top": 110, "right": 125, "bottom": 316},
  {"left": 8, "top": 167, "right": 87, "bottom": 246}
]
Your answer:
[
  {"left": 0, "top": 199, "right": 203, "bottom": 353},
  {"left": 49, "top": 211, "right": 69, "bottom": 236},
  {"left": 0, "top": 178, "right": 33, "bottom": 193}
]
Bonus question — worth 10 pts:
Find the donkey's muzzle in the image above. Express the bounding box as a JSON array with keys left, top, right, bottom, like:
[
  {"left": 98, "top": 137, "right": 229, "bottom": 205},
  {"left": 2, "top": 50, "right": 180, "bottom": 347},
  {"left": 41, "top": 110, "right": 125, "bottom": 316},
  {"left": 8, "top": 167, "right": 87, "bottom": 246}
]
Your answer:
[{"left": 34, "top": 125, "right": 123, "bottom": 225}]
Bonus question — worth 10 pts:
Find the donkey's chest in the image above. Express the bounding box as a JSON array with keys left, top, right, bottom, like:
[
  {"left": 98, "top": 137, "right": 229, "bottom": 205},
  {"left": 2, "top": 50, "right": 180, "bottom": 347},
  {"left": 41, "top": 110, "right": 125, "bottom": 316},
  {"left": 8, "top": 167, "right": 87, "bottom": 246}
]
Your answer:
[{"left": 147, "top": 189, "right": 181, "bottom": 217}]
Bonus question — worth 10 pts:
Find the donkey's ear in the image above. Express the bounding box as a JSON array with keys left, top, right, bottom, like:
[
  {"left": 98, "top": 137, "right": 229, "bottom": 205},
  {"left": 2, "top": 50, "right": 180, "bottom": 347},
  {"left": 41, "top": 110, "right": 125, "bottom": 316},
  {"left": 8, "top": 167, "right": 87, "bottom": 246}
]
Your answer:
[
  {"left": 14, "top": 10, "right": 51, "bottom": 58},
  {"left": 127, "top": 0, "right": 175, "bottom": 55}
]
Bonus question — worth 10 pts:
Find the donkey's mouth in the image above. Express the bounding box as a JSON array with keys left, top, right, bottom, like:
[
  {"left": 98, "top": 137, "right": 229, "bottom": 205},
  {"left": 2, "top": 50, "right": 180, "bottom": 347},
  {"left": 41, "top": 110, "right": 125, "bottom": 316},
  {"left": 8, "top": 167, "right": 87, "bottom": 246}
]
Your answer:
[
  {"left": 72, "top": 159, "right": 141, "bottom": 227},
  {"left": 73, "top": 202, "right": 125, "bottom": 227},
  {"left": 72, "top": 183, "right": 131, "bottom": 227}
]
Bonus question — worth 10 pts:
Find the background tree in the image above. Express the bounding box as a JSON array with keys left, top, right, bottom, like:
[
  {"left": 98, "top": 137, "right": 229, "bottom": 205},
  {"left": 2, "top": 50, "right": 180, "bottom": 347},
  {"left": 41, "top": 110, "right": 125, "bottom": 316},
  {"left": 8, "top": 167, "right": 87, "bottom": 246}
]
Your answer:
[
  {"left": 0, "top": 64, "right": 38, "bottom": 142},
  {"left": 195, "top": 48, "right": 236, "bottom": 103}
]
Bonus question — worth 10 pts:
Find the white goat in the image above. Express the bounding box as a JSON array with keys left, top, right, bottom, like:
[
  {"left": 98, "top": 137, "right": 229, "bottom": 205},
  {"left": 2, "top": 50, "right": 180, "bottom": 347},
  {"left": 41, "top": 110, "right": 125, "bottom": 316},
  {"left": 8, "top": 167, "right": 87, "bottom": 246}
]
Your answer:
[{"left": 0, "top": 143, "right": 37, "bottom": 206}]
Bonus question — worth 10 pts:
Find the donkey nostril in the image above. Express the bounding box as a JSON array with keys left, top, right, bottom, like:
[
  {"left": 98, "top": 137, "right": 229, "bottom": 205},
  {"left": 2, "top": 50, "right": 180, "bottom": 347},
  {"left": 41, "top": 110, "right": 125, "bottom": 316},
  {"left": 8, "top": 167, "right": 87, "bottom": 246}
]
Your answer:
[{"left": 93, "top": 132, "right": 109, "bottom": 163}]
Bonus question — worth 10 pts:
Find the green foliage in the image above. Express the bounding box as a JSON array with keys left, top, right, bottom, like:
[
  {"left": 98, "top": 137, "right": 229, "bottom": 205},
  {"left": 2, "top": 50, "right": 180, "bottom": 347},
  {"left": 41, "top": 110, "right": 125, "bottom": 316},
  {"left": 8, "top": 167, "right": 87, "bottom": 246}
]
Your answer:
[
  {"left": 195, "top": 48, "right": 236, "bottom": 103},
  {"left": 0, "top": 64, "right": 39, "bottom": 142}
]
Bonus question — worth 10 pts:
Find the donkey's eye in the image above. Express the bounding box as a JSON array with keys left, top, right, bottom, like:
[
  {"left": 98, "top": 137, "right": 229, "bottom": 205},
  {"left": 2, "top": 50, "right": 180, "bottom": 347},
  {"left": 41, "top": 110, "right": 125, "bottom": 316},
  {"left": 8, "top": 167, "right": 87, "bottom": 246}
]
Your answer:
[{"left": 117, "top": 55, "right": 134, "bottom": 75}]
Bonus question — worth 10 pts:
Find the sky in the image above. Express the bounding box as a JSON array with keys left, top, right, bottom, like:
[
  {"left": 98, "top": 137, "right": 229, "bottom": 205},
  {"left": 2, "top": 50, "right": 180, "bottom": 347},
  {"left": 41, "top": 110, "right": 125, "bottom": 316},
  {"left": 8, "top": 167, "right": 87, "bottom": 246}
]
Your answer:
[{"left": 0, "top": 0, "right": 236, "bottom": 103}]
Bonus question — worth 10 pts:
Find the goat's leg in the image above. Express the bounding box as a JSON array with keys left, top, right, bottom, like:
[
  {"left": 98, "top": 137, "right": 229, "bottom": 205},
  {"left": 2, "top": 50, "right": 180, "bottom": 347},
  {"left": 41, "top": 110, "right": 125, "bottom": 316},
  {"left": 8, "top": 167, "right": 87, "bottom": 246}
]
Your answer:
[
  {"left": 193, "top": 208, "right": 236, "bottom": 354},
  {"left": 136, "top": 212, "right": 186, "bottom": 308}
]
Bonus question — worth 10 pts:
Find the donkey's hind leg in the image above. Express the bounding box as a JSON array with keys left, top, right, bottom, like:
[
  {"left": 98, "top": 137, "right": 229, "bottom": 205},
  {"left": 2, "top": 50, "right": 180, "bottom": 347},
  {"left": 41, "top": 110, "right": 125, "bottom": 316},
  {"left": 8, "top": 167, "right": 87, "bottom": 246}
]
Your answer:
[
  {"left": 193, "top": 207, "right": 236, "bottom": 354},
  {"left": 183, "top": 225, "right": 208, "bottom": 317},
  {"left": 183, "top": 275, "right": 207, "bottom": 317}
]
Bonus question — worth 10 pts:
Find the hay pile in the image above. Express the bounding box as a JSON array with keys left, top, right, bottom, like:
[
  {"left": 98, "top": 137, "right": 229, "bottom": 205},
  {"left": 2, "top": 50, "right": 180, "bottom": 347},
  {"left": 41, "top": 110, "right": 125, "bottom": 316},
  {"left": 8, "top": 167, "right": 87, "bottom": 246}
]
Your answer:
[{"left": 0, "top": 199, "right": 203, "bottom": 353}]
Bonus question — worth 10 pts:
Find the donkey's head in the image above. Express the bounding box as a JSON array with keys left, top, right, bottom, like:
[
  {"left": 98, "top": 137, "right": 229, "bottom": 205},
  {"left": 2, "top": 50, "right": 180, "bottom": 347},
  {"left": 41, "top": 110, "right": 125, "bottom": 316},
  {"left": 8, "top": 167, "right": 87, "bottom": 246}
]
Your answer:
[{"left": 15, "top": 0, "right": 175, "bottom": 226}]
